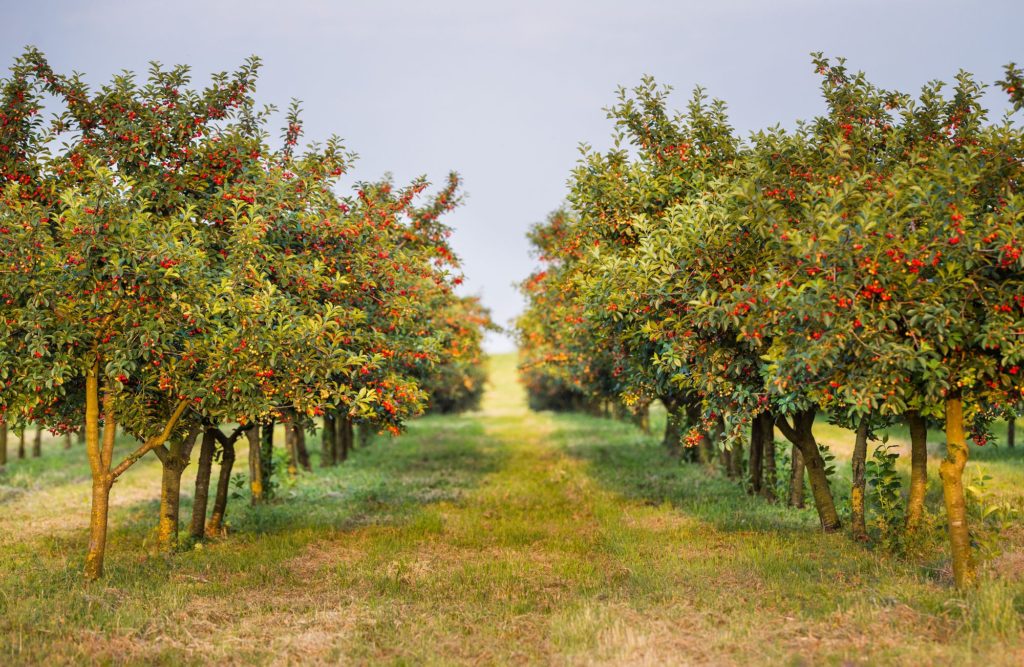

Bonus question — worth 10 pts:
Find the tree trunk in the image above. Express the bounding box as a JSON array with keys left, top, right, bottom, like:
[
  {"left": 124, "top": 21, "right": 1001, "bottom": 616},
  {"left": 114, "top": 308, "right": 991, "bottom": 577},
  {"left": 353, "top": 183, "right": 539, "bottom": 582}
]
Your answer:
[
  {"left": 157, "top": 428, "right": 200, "bottom": 555},
  {"left": 940, "top": 395, "right": 975, "bottom": 589},
  {"left": 84, "top": 475, "right": 112, "bottom": 580},
  {"left": 83, "top": 364, "right": 108, "bottom": 581},
  {"left": 792, "top": 412, "right": 840, "bottom": 531},
  {"left": 633, "top": 402, "right": 651, "bottom": 435},
  {"left": 663, "top": 403, "right": 683, "bottom": 456},
  {"left": 343, "top": 417, "right": 354, "bottom": 460},
  {"left": 322, "top": 413, "right": 336, "bottom": 467},
  {"left": 788, "top": 444, "right": 804, "bottom": 508},
  {"left": 260, "top": 421, "right": 275, "bottom": 495},
  {"left": 748, "top": 417, "right": 763, "bottom": 494},
  {"left": 358, "top": 421, "right": 373, "bottom": 448},
  {"left": 77, "top": 429, "right": 86, "bottom": 445},
  {"left": 0, "top": 421, "right": 7, "bottom": 467},
  {"left": 246, "top": 425, "right": 263, "bottom": 505},
  {"left": 64, "top": 432, "right": 72, "bottom": 450},
  {"left": 335, "top": 412, "right": 350, "bottom": 462},
  {"left": 761, "top": 413, "right": 776, "bottom": 501},
  {"left": 1008, "top": 417, "right": 1015, "bottom": 449},
  {"left": 284, "top": 419, "right": 299, "bottom": 476},
  {"left": 295, "top": 423, "right": 311, "bottom": 471},
  {"left": 31, "top": 427, "right": 41, "bottom": 457},
  {"left": 207, "top": 435, "right": 235, "bottom": 535},
  {"left": 906, "top": 410, "right": 928, "bottom": 531},
  {"left": 18, "top": 430, "right": 25, "bottom": 459},
  {"left": 728, "top": 436, "right": 743, "bottom": 479},
  {"left": 851, "top": 418, "right": 869, "bottom": 540},
  {"left": 189, "top": 429, "right": 217, "bottom": 541}
]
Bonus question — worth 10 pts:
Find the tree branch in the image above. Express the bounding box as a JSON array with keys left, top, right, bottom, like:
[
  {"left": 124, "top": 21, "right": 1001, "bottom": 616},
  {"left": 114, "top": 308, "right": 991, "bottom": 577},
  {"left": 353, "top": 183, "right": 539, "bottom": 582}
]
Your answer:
[{"left": 110, "top": 399, "right": 190, "bottom": 479}]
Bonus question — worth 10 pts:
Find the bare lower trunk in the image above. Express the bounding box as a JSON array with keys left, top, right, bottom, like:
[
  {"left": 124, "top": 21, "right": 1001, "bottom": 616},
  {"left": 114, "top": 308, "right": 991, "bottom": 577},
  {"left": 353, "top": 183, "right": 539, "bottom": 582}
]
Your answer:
[
  {"left": 358, "top": 421, "right": 373, "bottom": 448},
  {"left": 335, "top": 412, "right": 350, "bottom": 462},
  {"left": 246, "top": 425, "right": 263, "bottom": 505},
  {"left": 748, "top": 417, "right": 763, "bottom": 494},
  {"left": 31, "top": 427, "right": 41, "bottom": 457},
  {"left": 158, "top": 461, "right": 185, "bottom": 554},
  {"left": 0, "top": 421, "right": 6, "bottom": 467},
  {"left": 285, "top": 419, "right": 299, "bottom": 476},
  {"left": 728, "top": 437, "right": 744, "bottom": 479},
  {"left": 634, "top": 402, "right": 651, "bottom": 435},
  {"left": 84, "top": 476, "right": 112, "bottom": 580},
  {"left": 157, "top": 429, "right": 200, "bottom": 555},
  {"left": 207, "top": 436, "right": 235, "bottom": 535},
  {"left": 295, "top": 424, "right": 311, "bottom": 471},
  {"left": 906, "top": 410, "right": 928, "bottom": 531},
  {"left": 851, "top": 419, "right": 869, "bottom": 539},
  {"left": 663, "top": 401, "right": 684, "bottom": 456},
  {"left": 18, "top": 431, "right": 25, "bottom": 459},
  {"left": 940, "top": 395, "right": 975, "bottom": 589},
  {"left": 788, "top": 444, "right": 804, "bottom": 508},
  {"left": 260, "top": 421, "right": 275, "bottom": 495},
  {"left": 761, "top": 413, "right": 776, "bottom": 500},
  {"left": 64, "top": 432, "right": 72, "bottom": 450},
  {"left": 322, "top": 413, "right": 337, "bottom": 467},
  {"left": 189, "top": 429, "right": 216, "bottom": 541},
  {"left": 790, "top": 411, "right": 840, "bottom": 531}
]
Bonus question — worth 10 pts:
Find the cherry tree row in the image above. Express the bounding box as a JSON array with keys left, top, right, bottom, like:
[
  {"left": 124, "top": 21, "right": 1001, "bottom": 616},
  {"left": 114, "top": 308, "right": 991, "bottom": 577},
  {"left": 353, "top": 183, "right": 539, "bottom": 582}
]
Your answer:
[
  {"left": 517, "top": 55, "right": 1024, "bottom": 588},
  {"left": 0, "top": 50, "right": 493, "bottom": 579}
]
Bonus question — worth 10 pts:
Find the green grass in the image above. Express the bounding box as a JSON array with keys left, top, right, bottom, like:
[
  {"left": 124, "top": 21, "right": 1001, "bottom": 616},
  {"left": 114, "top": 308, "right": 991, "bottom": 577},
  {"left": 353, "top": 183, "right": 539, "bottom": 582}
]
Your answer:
[{"left": 1, "top": 354, "right": 1022, "bottom": 664}]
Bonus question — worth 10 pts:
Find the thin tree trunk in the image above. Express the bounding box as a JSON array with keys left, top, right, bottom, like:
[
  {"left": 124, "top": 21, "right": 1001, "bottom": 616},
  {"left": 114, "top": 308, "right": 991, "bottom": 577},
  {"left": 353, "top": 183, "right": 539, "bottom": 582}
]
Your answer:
[
  {"left": 284, "top": 419, "right": 299, "bottom": 476},
  {"left": 663, "top": 401, "right": 683, "bottom": 456},
  {"left": 85, "top": 475, "right": 113, "bottom": 580},
  {"left": 31, "top": 427, "right": 41, "bottom": 457},
  {"left": 64, "top": 432, "right": 72, "bottom": 450},
  {"left": 748, "top": 417, "right": 763, "bottom": 494},
  {"left": 342, "top": 417, "right": 354, "bottom": 461},
  {"left": 728, "top": 435, "right": 744, "bottom": 479},
  {"left": 83, "top": 366, "right": 107, "bottom": 581},
  {"left": 246, "top": 425, "right": 263, "bottom": 505},
  {"left": 207, "top": 434, "right": 235, "bottom": 535},
  {"left": 322, "top": 413, "right": 336, "bottom": 467},
  {"left": 82, "top": 358, "right": 188, "bottom": 580},
  {"left": 0, "top": 421, "right": 6, "bottom": 467},
  {"left": 788, "top": 444, "right": 804, "bottom": 508},
  {"left": 358, "top": 421, "right": 373, "bottom": 448},
  {"left": 906, "top": 410, "right": 928, "bottom": 531},
  {"left": 295, "top": 422, "right": 311, "bottom": 471},
  {"left": 189, "top": 429, "right": 217, "bottom": 541},
  {"left": 77, "top": 429, "right": 85, "bottom": 445},
  {"left": 335, "top": 412, "right": 349, "bottom": 462},
  {"left": 157, "top": 427, "right": 200, "bottom": 555},
  {"left": 260, "top": 420, "right": 275, "bottom": 495},
  {"left": 940, "top": 395, "right": 975, "bottom": 589},
  {"left": 789, "top": 411, "right": 840, "bottom": 531},
  {"left": 18, "top": 430, "right": 25, "bottom": 459},
  {"left": 761, "top": 413, "right": 777, "bottom": 501},
  {"left": 851, "top": 419, "right": 869, "bottom": 540}
]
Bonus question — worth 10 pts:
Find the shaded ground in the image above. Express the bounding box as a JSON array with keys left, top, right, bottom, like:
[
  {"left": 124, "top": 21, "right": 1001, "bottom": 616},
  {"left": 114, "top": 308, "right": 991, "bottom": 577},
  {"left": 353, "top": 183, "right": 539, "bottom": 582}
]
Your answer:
[{"left": 1, "top": 355, "right": 1022, "bottom": 665}]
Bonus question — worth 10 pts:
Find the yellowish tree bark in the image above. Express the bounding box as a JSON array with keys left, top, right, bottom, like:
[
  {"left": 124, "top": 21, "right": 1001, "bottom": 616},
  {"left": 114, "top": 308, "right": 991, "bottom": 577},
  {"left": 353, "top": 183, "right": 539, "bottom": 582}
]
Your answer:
[{"left": 940, "top": 395, "right": 975, "bottom": 589}]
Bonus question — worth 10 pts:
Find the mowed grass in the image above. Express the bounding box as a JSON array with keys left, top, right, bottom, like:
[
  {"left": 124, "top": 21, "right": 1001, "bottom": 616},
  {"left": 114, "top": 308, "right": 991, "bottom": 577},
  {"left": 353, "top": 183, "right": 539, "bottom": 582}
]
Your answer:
[{"left": 0, "top": 354, "right": 1022, "bottom": 665}]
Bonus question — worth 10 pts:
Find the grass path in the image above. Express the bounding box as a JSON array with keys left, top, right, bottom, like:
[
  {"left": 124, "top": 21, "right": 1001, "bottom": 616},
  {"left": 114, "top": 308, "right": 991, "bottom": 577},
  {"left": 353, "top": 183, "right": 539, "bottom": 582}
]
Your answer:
[{"left": 2, "top": 355, "right": 1023, "bottom": 664}]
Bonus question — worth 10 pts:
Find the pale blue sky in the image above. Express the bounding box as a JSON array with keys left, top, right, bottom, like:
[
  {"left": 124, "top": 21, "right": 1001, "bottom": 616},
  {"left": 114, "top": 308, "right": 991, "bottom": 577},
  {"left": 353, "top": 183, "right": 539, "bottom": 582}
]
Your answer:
[{"left": 3, "top": 0, "right": 1021, "bottom": 351}]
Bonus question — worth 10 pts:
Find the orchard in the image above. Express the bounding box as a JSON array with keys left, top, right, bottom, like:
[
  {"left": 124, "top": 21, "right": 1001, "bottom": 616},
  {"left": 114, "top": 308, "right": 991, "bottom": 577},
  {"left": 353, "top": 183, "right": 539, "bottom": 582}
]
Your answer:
[
  {"left": 517, "top": 56, "right": 1024, "bottom": 590},
  {"left": 0, "top": 49, "right": 493, "bottom": 580},
  {"left": 2, "top": 27, "right": 1024, "bottom": 666}
]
